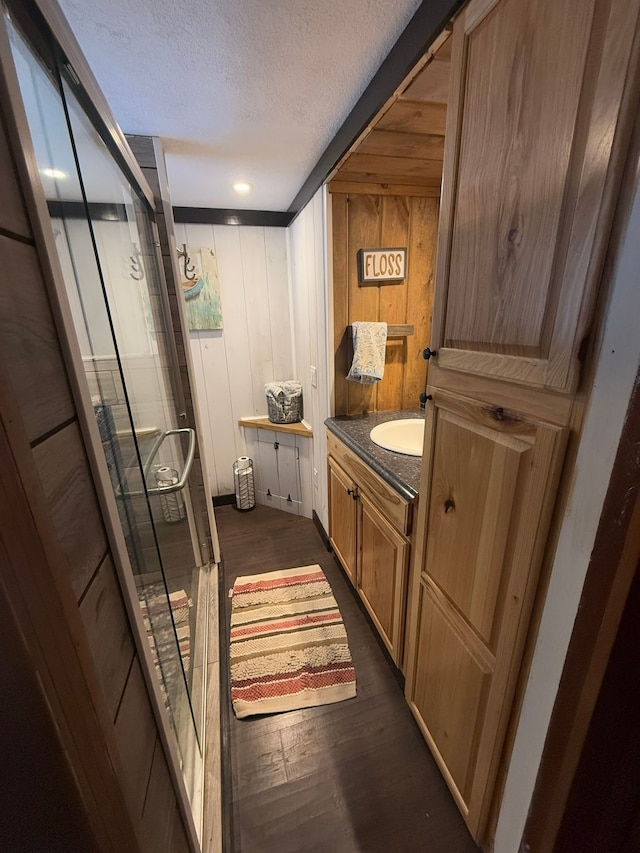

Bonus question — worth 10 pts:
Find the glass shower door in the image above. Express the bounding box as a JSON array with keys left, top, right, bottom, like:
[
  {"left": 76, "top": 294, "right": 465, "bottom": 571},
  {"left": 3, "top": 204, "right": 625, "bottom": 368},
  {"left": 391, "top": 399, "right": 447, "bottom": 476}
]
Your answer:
[{"left": 7, "top": 16, "right": 205, "bottom": 820}]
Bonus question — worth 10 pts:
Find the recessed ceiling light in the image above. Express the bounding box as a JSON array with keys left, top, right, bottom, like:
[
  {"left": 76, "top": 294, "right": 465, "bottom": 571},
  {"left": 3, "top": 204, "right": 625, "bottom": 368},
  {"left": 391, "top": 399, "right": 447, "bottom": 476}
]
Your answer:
[
  {"left": 41, "top": 167, "right": 67, "bottom": 179},
  {"left": 233, "top": 181, "right": 252, "bottom": 194}
]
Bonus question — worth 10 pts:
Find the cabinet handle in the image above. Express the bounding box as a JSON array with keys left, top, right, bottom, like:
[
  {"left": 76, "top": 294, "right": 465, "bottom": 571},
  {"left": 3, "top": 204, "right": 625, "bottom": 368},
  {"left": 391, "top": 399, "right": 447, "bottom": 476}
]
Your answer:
[
  {"left": 347, "top": 488, "right": 358, "bottom": 500},
  {"left": 422, "top": 347, "right": 438, "bottom": 360}
]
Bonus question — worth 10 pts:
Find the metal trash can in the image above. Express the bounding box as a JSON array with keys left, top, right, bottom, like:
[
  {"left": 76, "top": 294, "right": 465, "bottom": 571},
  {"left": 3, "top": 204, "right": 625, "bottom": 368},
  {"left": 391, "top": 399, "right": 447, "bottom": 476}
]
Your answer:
[
  {"left": 233, "top": 457, "right": 255, "bottom": 511},
  {"left": 154, "top": 466, "right": 186, "bottom": 523}
]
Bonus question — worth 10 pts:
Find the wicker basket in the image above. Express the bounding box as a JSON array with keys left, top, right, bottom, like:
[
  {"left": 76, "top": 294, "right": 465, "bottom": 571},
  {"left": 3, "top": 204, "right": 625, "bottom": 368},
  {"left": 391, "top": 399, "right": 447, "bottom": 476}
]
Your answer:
[{"left": 265, "top": 381, "right": 303, "bottom": 424}]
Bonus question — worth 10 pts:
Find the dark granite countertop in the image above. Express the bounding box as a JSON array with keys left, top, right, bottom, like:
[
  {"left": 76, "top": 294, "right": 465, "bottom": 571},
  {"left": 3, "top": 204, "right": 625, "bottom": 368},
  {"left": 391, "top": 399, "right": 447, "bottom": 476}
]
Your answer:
[{"left": 325, "top": 409, "right": 424, "bottom": 502}]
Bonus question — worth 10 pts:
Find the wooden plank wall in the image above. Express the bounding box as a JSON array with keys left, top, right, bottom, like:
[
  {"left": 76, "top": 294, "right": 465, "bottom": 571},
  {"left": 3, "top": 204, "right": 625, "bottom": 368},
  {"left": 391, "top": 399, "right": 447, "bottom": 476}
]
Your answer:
[
  {"left": 0, "top": 97, "right": 191, "bottom": 851},
  {"left": 288, "top": 187, "right": 330, "bottom": 529},
  {"left": 332, "top": 192, "right": 439, "bottom": 415},
  {"left": 172, "top": 221, "right": 296, "bottom": 499},
  {"left": 0, "top": 542, "right": 101, "bottom": 850},
  {"left": 128, "top": 133, "right": 212, "bottom": 562},
  {"left": 130, "top": 134, "right": 224, "bottom": 851},
  {"left": 330, "top": 34, "right": 450, "bottom": 195}
]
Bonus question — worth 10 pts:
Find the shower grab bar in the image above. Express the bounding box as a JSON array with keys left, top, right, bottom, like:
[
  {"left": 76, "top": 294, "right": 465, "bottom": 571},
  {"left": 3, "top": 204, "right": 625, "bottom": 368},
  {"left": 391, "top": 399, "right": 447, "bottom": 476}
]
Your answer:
[{"left": 117, "top": 427, "right": 196, "bottom": 498}]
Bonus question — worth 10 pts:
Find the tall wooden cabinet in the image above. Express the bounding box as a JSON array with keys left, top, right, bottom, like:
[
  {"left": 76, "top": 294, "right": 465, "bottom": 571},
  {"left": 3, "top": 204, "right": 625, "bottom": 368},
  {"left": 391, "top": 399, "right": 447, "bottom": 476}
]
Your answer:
[
  {"left": 433, "top": 0, "right": 640, "bottom": 395},
  {"left": 407, "top": 389, "right": 566, "bottom": 834},
  {"left": 405, "top": 0, "right": 640, "bottom": 842}
]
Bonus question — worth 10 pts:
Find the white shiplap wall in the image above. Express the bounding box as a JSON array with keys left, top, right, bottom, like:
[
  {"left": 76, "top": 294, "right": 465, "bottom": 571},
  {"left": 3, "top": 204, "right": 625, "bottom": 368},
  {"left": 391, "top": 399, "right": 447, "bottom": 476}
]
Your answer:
[
  {"left": 287, "top": 188, "right": 332, "bottom": 531},
  {"left": 174, "top": 222, "right": 313, "bottom": 509}
]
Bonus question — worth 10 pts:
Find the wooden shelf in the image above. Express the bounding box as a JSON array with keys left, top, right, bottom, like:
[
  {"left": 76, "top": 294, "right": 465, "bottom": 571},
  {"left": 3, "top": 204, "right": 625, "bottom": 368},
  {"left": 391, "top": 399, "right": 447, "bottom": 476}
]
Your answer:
[
  {"left": 114, "top": 426, "right": 161, "bottom": 440},
  {"left": 238, "top": 417, "right": 313, "bottom": 438}
]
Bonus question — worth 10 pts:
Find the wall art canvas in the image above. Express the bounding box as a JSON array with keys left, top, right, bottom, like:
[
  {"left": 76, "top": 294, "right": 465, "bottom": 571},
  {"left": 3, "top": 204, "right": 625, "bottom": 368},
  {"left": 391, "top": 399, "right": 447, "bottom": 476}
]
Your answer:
[{"left": 180, "top": 246, "right": 223, "bottom": 330}]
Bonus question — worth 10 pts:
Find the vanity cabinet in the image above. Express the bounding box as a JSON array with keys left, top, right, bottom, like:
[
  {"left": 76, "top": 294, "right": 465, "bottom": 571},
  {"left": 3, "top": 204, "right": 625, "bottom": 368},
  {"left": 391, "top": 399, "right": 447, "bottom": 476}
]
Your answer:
[
  {"left": 327, "top": 431, "right": 413, "bottom": 666},
  {"left": 358, "top": 492, "right": 409, "bottom": 663},
  {"left": 328, "top": 456, "right": 357, "bottom": 585}
]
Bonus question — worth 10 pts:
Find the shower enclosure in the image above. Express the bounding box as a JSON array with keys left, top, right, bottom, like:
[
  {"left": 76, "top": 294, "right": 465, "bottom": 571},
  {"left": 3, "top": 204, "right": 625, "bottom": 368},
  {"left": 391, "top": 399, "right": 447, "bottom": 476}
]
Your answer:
[{"left": 2, "top": 1, "right": 213, "bottom": 837}]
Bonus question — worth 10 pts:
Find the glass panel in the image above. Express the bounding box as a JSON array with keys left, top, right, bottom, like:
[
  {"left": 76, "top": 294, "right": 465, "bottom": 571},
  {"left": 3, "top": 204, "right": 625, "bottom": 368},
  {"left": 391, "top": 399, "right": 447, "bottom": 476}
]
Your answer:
[{"left": 7, "top": 18, "right": 203, "bottom": 816}]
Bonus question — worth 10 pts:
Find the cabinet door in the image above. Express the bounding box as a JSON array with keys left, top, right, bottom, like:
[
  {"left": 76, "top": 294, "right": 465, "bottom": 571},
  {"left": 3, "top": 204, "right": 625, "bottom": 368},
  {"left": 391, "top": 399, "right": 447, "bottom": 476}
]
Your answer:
[
  {"left": 328, "top": 457, "right": 357, "bottom": 585},
  {"left": 432, "top": 0, "right": 640, "bottom": 392},
  {"left": 406, "top": 388, "right": 566, "bottom": 837},
  {"left": 255, "top": 434, "right": 281, "bottom": 510},
  {"left": 255, "top": 434, "right": 302, "bottom": 514},
  {"left": 358, "top": 492, "right": 408, "bottom": 666}
]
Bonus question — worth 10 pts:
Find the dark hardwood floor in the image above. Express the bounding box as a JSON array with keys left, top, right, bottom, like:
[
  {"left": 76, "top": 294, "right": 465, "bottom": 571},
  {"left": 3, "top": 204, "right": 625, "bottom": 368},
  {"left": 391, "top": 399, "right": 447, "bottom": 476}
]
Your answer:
[{"left": 216, "top": 504, "right": 479, "bottom": 853}]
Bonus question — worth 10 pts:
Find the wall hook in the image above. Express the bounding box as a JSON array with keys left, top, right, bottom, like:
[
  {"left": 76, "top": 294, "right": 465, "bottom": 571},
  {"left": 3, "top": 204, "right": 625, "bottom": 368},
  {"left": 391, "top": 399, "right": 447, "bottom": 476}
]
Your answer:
[
  {"left": 129, "top": 243, "right": 145, "bottom": 281},
  {"left": 177, "top": 243, "right": 197, "bottom": 281}
]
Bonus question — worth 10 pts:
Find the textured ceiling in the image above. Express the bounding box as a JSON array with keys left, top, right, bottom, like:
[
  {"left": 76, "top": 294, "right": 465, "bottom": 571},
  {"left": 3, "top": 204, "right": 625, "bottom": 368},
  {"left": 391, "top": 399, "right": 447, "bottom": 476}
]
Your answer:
[{"left": 56, "top": 0, "right": 423, "bottom": 211}]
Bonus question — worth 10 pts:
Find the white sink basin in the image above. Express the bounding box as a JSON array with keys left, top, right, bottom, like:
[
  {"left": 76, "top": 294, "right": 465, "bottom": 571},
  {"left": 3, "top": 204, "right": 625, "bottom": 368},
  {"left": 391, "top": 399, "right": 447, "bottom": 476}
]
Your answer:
[{"left": 369, "top": 419, "right": 425, "bottom": 456}]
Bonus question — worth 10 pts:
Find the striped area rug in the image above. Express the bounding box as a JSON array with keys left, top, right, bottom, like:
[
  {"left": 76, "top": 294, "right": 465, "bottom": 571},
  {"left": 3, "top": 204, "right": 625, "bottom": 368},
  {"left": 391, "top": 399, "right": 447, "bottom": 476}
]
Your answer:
[
  {"left": 138, "top": 585, "right": 191, "bottom": 722},
  {"left": 139, "top": 585, "right": 191, "bottom": 674},
  {"left": 230, "top": 565, "right": 356, "bottom": 719}
]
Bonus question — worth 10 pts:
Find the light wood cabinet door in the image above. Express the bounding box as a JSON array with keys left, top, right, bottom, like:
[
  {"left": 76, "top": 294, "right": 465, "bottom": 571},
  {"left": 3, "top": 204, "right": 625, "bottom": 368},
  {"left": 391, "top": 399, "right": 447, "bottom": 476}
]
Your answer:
[
  {"left": 432, "top": 0, "right": 640, "bottom": 393},
  {"left": 406, "top": 388, "right": 566, "bottom": 837},
  {"left": 328, "top": 456, "right": 358, "bottom": 585},
  {"left": 357, "top": 492, "right": 409, "bottom": 665}
]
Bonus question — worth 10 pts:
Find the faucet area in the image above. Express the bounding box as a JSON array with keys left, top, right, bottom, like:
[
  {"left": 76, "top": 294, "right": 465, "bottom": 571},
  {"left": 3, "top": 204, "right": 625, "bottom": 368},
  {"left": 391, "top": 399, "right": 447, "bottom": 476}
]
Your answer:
[{"left": 327, "top": 410, "right": 424, "bottom": 500}]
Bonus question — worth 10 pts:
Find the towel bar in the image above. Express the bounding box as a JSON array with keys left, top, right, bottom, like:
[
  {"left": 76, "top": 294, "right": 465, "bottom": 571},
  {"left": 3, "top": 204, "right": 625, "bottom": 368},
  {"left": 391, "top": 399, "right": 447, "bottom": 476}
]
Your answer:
[{"left": 347, "top": 324, "right": 414, "bottom": 338}]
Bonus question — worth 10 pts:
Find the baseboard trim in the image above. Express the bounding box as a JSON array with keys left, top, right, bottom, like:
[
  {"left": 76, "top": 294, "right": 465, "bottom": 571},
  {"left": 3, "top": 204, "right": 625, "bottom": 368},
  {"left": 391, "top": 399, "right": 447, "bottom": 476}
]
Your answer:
[
  {"left": 213, "top": 493, "right": 236, "bottom": 507},
  {"left": 312, "top": 510, "right": 332, "bottom": 552},
  {"left": 217, "top": 560, "right": 235, "bottom": 853},
  {"left": 331, "top": 552, "right": 405, "bottom": 692}
]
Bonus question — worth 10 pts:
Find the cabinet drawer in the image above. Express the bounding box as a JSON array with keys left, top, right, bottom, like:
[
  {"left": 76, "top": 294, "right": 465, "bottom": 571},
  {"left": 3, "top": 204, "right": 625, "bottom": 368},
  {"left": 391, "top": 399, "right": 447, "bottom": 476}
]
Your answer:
[{"left": 326, "top": 431, "right": 412, "bottom": 535}]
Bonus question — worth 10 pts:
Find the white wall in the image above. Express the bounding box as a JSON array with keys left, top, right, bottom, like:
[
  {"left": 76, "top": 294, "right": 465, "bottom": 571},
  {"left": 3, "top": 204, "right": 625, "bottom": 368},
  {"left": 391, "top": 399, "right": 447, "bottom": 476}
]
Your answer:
[
  {"left": 54, "top": 217, "right": 178, "bottom": 443},
  {"left": 173, "top": 193, "right": 331, "bottom": 523},
  {"left": 173, "top": 222, "right": 314, "bottom": 512},
  {"left": 494, "top": 147, "right": 640, "bottom": 851},
  {"left": 287, "top": 187, "right": 332, "bottom": 531}
]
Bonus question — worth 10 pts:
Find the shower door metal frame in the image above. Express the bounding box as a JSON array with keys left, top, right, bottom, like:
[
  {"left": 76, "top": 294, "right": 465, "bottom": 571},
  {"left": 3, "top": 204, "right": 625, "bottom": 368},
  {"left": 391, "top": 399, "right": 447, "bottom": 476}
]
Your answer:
[{"left": 0, "top": 3, "right": 207, "bottom": 848}]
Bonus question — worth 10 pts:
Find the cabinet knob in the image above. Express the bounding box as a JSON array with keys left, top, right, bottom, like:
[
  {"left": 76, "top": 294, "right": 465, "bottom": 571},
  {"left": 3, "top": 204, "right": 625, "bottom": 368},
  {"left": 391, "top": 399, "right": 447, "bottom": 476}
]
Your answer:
[
  {"left": 347, "top": 488, "right": 358, "bottom": 500},
  {"left": 419, "top": 392, "right": 433, "bottom": 407},
  {"left": 422, "top": 347, "right": 438, "bottom": 360}
]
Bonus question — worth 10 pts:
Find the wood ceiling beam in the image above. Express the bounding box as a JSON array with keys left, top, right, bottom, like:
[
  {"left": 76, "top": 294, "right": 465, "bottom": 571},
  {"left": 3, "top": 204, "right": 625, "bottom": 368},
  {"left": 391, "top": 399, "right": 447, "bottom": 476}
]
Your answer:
[
  {"left": 327, "top": 181, "right": 441, "bottom": 197},
  {"left": 358, "top": 130, "right": 445, "bottom": 160},
  {"left": 375, "top": 101, "right": 448, "bottom": 136},
  {"left": 287, "top": 0, "right": 465, "bottom": 216}
]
